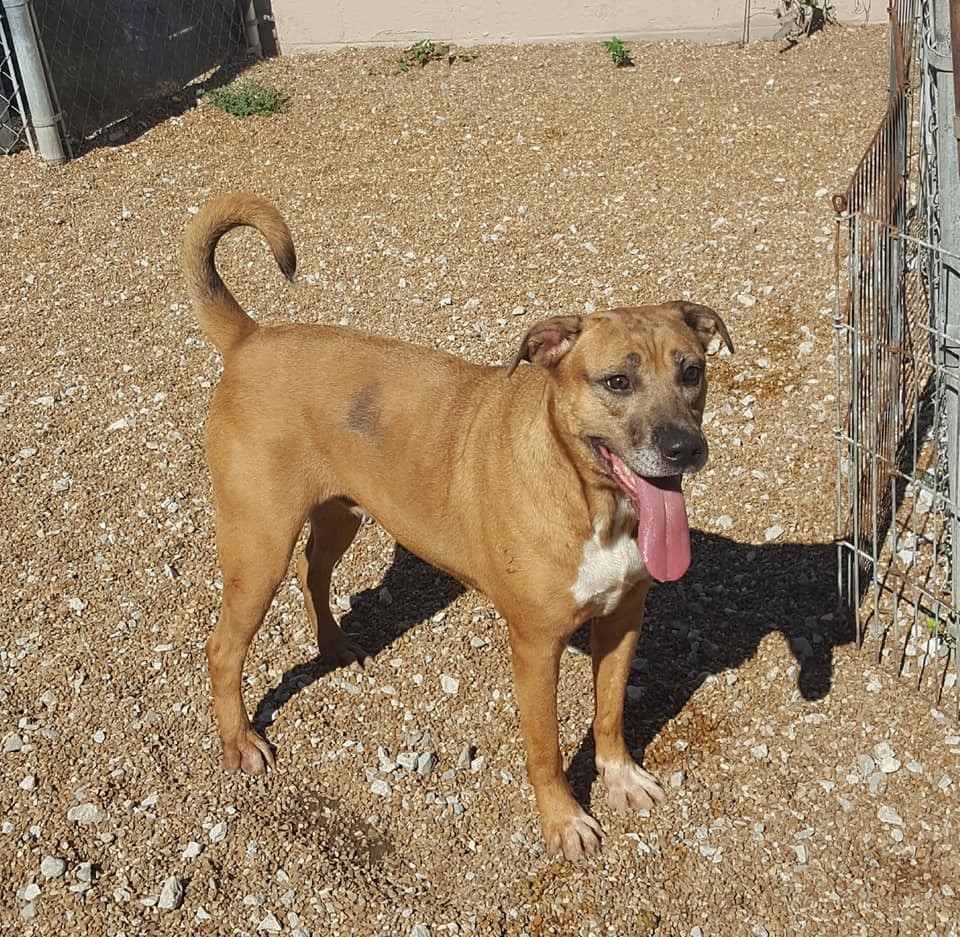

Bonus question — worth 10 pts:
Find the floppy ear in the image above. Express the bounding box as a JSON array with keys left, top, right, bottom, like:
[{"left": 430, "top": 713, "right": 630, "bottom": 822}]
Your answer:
[
  {"left": 506, "top": 315, "right": 583, "bottom": 375},
  {"left": 674, "top": 302, "right": 734, "bottom": 354}
]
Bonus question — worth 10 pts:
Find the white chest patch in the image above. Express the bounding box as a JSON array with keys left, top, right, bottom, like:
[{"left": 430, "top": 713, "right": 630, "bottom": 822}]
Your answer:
[{"left": 570, "top": 501, "right": 647, "bottom": 616}]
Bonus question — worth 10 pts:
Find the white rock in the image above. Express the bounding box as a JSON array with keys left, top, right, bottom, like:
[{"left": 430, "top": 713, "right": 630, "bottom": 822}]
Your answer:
[
  {"left": 877, "top": 805, "right": 903, "bottom": 826},
  {"left": 19, "top": 775, "right": 35, "bottom": 791},
  {"left": 22, "top": 882, "right": 41, "bottom": 902},
  {"left": 258, "top": 912, "right": 283, "bottom": 933},
  {"left": 67, "top": 803, "right": 104, "bottom": 824},
  {"left": 410, "top": 925, "right": 431, "bottom": 937},
  {"left": 879, "top": 756, "right": 901, "bottom": 774},
  {"left": 4, "top": 733, "right": 24, "bottom": 753},
  {"left": 417, "top": 752, "right": 438, "bottom": 777},
  {"left": 181, "top": 841, "right": 202, "bottom": 859},
  {"left": 209, "top": 820, "right": 228, "bottom": 843},
  {"left": 370, "top": 779, "right": 392, "bottom": 797},
  {"left": 395, "top": 752, "right": 418, "bottom": 772},
  {"left": 40, "top": 856, "right": 66, "bottom": 879},
  {"left": 764, "top": 525, "right": 785, "bottom": 542},
  {"left": 873, "top": 741, "right": 894, "bottom": 759},
  {"left": 714, "top": 515, "right": 733, "bottom": 530},
  {"left": 440, "top": 674, "right": 460, "bottom": 695},
  {"left": 158, "top": 876, "right": 184, "bottom": 911}
]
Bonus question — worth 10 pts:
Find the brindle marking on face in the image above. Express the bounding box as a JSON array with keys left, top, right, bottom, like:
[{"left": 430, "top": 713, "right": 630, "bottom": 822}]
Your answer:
[{"left": 346, "top": 383, "right": 382, "bottom": 439}]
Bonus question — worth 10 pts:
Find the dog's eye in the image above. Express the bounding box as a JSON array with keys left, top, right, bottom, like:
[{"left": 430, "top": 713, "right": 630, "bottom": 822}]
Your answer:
[
  {"left": 681, "top": 364, "right": 702, "bottom": 386},
  {"left": 602, "top": 374, "right": 632, "bottom": 394}
]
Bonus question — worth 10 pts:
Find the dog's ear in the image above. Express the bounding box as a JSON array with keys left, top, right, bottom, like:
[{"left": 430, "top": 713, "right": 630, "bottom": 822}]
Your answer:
[
  {"left": 674, "top": 302, "right": 734, "bottom": 355},
  {"left": 507, "top": 315, "right": 583, "bottom": 375}
]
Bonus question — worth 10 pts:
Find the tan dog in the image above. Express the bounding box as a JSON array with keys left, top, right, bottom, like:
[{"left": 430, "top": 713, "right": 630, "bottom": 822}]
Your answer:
[{"left": 183, "top": 193, "right": 733, "bottom": 861}]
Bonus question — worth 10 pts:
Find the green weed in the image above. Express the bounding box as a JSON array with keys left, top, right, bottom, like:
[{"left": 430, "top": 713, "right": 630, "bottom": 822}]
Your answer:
[
  {"left": 602, "top": 37, "right": 633, "bottom": 68},
  {"left": 206, "top": 81, "right": 286, "bottom": 118},
  {"left": 397, "top": 40, "right": 475, "bottom": 72}
]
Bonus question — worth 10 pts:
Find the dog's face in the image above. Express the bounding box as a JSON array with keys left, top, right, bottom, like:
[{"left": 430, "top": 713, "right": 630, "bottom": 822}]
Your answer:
[{"left": 509, "top": 302, "right": 733, "bottom": 483}]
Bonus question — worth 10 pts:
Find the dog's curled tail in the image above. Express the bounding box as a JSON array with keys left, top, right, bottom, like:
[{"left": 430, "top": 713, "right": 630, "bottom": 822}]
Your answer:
[{"left": 182, "top": 193, "right": 296, "bottom": 356}]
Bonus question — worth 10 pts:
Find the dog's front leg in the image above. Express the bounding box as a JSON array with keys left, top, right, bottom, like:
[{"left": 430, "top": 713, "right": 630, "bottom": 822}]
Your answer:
[
  {"left": 591, "top": 582, "right": 665, "bottom": 813},
  {"left": 508, "top": 624, "right": 603, "bottom": 861}
]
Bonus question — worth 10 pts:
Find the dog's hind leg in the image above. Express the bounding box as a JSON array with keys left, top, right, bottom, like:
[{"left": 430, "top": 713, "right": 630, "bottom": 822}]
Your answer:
[
  {"left": 296, "top": 499, "right": 372, "bottom": 668},
  {"left": 206, "top": 491, "right": 305, "bottom": 776}
]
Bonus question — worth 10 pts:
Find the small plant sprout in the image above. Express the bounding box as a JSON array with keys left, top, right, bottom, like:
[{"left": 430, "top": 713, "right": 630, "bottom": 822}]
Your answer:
[
  {"left": 397, "top": 40, "right": 476, "bottom": 73},
  {"left": 206, "top": 81, "right": 286, "bottom": 118},
  {"left": 602, "top": 37, "right": 633, "bottom": 68}
]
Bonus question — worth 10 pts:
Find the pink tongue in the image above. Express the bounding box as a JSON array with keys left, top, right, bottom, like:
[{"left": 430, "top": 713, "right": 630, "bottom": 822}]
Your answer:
[{"left": 606, "top": 451, "right": 691, "bottom": 582}]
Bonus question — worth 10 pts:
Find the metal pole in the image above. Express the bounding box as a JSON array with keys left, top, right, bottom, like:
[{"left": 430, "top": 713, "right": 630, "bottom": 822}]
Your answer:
[
  {"left": 243, "top": 1, "right": 263, "bottom": 57},
  {"left": 932, "top": 0, "right": 960, "bottom": 651},
  {"left": 950, "top": 0, "right": 960, "bottom": 150},
  {"left": 1, "top": 0, "right": 65, "bottom": 163}
]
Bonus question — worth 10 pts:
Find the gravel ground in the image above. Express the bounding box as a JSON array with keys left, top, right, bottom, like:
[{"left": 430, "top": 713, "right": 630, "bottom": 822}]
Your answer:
[{"left": 2, "top": 25, "right": 959, "bottom": 936}]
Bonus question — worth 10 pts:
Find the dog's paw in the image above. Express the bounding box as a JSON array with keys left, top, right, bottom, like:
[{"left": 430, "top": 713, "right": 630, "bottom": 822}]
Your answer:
[
  {"left": 318, "top": 635, "right": 373, "bottom": 671},
  {"left": 599, "top": 758, "right": 664, "bottom": 813},
  {"left": 221, "top": 729, "right": 276, "bottom": 776},
  {"left": 543, "top": 809, "right": 603, "bottom": 862}
]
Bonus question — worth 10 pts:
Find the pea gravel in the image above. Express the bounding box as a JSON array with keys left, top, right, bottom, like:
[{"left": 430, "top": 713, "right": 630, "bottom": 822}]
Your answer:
[{"left": 2, "top": 26, "right": 959, "bottom": 937}]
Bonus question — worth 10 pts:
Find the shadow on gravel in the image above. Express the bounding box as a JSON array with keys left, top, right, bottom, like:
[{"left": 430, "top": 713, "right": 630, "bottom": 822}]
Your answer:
[
  {"left": 566, "top": 531, "right": 854, "bottom": 807},
  {"left": 252, "top": 546, "right": 463, "bottom": 733},
  {"left": 253, "top": 530, "right": 853, "bottom": 816}
]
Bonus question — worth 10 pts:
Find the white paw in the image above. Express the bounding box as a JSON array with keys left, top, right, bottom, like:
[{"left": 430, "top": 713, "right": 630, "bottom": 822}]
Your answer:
[
  {"left": 543, "top": 809, "right": 603, "bottom": 861},
  {"left": 598, "top": 758, "right": 665, "bottom": 813}
]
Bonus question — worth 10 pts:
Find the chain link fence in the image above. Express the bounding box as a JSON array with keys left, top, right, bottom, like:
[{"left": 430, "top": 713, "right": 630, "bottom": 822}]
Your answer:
[
  {"left": 0, "top": 0, "right": 263, "bottom": 160},
  {"left": 1, "top": 6, "right": 30, "bottom": 154},
  {"left": 834, "top": 0, "right": 960, "bottom": 713}
]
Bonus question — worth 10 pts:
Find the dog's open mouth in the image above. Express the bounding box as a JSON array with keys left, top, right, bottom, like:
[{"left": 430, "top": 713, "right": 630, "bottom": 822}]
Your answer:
[{"left": 592, "top": 441, "right": 691, "bottom": 583}]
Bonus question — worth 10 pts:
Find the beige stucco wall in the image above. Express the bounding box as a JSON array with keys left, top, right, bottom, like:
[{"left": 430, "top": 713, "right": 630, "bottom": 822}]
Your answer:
[{"left": 268, "top": 1, "right": 885, "bottom": 53}]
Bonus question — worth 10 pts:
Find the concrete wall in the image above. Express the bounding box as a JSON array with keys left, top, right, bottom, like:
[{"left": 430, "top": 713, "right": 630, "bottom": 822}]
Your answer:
[{"left": 267, "top": 1, "right": 886, "bottom": 54}]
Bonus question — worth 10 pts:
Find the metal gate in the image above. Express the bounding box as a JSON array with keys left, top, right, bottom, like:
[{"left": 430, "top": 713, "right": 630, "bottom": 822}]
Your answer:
[{"left": 834, "top": 0, "right": 960, "bottom": 712}]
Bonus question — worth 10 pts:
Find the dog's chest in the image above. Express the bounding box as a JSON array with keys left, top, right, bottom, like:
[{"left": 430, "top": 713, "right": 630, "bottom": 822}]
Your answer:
[{"left": 569, "top": 501, "right": 646, "bottom": 616}]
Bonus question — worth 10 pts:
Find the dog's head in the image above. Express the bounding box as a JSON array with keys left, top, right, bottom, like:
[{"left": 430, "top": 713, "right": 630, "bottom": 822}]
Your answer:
[{"left": 508, "top": 302, "right": 733, "bottom": 482}]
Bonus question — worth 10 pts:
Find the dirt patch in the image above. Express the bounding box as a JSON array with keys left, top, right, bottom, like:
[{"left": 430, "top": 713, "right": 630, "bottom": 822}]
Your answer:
[{"left": 2, "top": 25, "right": 958, "bottom": 936}]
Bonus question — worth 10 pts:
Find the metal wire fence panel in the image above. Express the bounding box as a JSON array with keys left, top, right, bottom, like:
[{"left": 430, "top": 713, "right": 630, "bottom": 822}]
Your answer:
[
  {"left": 835, "top": 0, "right": 960, "bottom": 712},
  {"left": 0, "top": 6, "right": 31, "bottom": 154},
  {"left": 30, "top": 0, "right": 249, "bottom": 148}
]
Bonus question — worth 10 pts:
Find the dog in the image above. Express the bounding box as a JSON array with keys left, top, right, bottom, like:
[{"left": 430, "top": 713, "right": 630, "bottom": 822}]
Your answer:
[{"left": 182, "top": 193, "right": 733, "bottom": 861}]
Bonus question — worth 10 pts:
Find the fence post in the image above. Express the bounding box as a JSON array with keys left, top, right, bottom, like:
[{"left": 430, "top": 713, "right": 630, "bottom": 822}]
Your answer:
[
  {"left": 932, "top": 0, "right": 960, "bottom": 626},
  {"left": 1, "top": 0, "right": 64, "bottom": 163}
]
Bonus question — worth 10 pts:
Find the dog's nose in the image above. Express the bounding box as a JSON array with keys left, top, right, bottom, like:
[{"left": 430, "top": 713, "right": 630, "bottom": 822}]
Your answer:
[{"left": 656, "top": 425, "right": 704, "bottom": 469}]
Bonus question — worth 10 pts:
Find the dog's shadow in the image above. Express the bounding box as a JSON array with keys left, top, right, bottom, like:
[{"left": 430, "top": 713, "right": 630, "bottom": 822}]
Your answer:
[
  {"left": 565, "top": 530, "right": 854, "bottom": 805},
  {"left": 252, "top": 546, "right": 464, "bottom": 732},
  {"left": 254, "top": 531, "right": 854, "bottom": 808}
]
